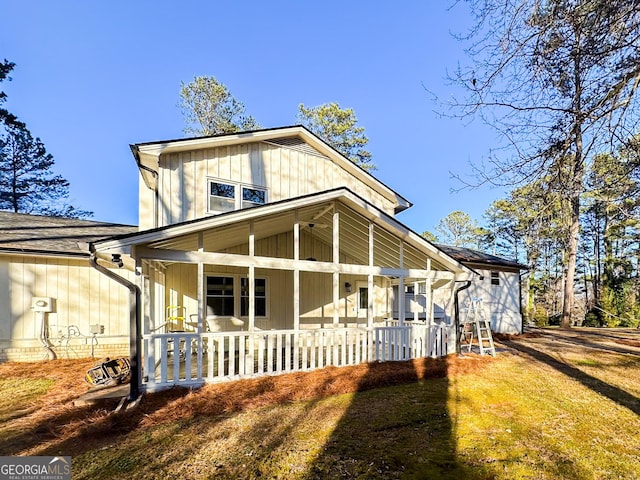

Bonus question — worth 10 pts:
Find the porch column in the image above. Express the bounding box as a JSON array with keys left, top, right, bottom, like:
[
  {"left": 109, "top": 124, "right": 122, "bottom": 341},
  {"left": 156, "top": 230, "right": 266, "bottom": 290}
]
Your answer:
[
  {"left": 293, "top": 212, "right": 300, "bottom": 331},
  {"left": 333, "top": 204, "right": 340, "bottom": 328},
  {"left": 398, "top": 242, "right": 405, "bottom": 326},
  {"left": 197, "top": 232, "right": 204, "bottom": 333},
  {"left": 248, "top": 221, "right": 255, "bottom": 333},
  {"left": 414, "top": 280, "right": 419, "bottom": 322},
  {"left": 368, "top": 222, "right": 374, "bottom": 328},
  {"left": 426, "top": 259, "right": 433, "bottom": 326}
]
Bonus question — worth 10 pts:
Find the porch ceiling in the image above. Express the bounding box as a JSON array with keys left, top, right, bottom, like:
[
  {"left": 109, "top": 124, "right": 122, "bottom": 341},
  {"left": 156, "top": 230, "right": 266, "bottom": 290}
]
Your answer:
[
  {"left": 144, "top": 201, "right": 451, "bottom": 272},
  {"left": 92, "top": 188, "right": 472, "bottom": 276}
]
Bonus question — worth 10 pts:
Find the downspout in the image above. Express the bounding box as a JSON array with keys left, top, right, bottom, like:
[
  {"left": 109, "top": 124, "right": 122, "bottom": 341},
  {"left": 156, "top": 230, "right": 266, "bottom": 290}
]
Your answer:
[
  {"left": 453, "top": 280, "right": 472, "bottom": 355},
  {"left": 89, "top": 249, "right": 141, "bottom": 401}
]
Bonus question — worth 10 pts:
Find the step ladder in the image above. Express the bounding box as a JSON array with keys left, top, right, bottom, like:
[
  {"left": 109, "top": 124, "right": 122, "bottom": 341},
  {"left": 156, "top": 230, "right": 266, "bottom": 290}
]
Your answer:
[{"left": 460, "top": 298, "right": 496, "bottom": 356}]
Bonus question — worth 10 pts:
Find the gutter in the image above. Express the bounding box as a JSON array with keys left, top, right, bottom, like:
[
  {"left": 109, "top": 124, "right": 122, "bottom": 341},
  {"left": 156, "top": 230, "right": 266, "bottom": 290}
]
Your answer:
[
  {"left": 453, "top": 280, "right": 472, "bottom": 355},
  {"left": 89, "top": 249, "right": 141, "bottom": 401}
]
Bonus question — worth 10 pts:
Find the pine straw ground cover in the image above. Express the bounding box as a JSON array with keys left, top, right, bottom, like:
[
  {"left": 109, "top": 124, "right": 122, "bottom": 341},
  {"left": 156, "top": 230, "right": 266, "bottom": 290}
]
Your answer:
[{"left": 1, "top": 328, "right": 639, "bottom": 479}]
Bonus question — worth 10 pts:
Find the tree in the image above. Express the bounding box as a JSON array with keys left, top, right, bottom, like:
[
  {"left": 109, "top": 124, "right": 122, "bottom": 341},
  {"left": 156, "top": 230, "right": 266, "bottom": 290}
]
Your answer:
[
  {"left": 179, "top": 76, "right": 260, "bottom": 136},
  {"left": 434, "top": 210, "right": 482, "bottom": 248},
  {"left": 421, "top": 230, "right": 439, "bottom": 243},
  {"left": 0, "top": 61, "right": 91, "bottom": 218},
  {"left": 448, "top": 1, "right": 640, "bottom": 328},
  {"left": 583, "top": 151, "right": 640, "bottom": 327},
  {"left": 297, "top": 102, "right": 375, "bottom": 171}
]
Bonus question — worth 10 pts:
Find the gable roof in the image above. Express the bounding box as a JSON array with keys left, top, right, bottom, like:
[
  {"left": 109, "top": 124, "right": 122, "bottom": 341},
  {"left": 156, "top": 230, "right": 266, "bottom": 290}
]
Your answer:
[
  {"left": 435, "top": 244, "right": 528, "bottom": 271},
  {"left": 130, "top": 125, "right": 412, "bottom": 214},
  {"left": 0, "top": 211, "right": 137, "bottom": 257},
  {"left": 93, "top": 188, "right": 473, "bottom": 276}
]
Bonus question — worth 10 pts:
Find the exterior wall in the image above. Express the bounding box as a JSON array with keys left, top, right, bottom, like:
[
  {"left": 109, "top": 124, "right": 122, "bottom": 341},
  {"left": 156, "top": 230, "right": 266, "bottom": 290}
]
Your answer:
[
  {"left": 0, "top": 254, "right": 134, "bottom": 361},
  {"left": 458, "top": 268, "right": 523, "bottom": 334},
  {"left": 140, "top": 141, "right": 397, "bottom": 230}
]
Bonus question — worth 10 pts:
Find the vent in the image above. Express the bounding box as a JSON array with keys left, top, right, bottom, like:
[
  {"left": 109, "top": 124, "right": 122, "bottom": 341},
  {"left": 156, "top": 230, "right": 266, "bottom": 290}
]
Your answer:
[{"left": 265, "top": 137, "right": 328, "bottom": 157}]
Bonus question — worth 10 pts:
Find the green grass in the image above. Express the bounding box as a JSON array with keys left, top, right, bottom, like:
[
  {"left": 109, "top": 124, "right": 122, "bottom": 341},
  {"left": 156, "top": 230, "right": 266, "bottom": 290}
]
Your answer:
[
  {"left": 67, "top": 351, "right": 640, "bottom": 480},
  {"left": 3, "top": 335, "right": 640, "bottom": 480},
  {"left": 0, "top": 377, "right": 53, "bottom": 423}
]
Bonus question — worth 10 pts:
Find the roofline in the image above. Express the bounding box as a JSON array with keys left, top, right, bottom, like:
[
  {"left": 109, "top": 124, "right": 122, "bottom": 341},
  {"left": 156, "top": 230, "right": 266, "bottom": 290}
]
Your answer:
[
  {"left": 0, "top": 248, "right": 89, "bottom": 259},
  {"left": 92, "top": 187, "right": 471, "bottom": 275},
  {"left": 130, "top": 125, "right": 412, "bottom": 214}
]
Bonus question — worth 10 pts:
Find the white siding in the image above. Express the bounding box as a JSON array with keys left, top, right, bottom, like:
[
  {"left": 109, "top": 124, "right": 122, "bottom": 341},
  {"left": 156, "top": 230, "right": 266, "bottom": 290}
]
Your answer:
[{"left": 458, "top": 268, "right": 523, "bottom": 334}]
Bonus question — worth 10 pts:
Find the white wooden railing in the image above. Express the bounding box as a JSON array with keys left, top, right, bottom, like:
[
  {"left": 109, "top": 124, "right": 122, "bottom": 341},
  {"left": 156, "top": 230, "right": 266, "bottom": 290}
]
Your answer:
[{"left": 142, "top": 323, "right": 455, "bottom": 390}]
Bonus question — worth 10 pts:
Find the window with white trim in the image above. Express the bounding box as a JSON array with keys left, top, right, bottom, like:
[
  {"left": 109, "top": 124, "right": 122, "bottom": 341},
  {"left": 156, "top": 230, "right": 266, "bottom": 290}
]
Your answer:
[
  {"left": 490, "top": 271, "right": 500, "bottom": 286},
  {"left": 206, "top": 276, "right": 235, "bottom": 316},
  {"left": 241, "top": 277, "right": 267, "bottom": 317},
  {"left": 207, "top": 179, "right": 267, "bottom": 214},
  {"left": 205, "top": 275, "right": 268, "bottom": 318}
]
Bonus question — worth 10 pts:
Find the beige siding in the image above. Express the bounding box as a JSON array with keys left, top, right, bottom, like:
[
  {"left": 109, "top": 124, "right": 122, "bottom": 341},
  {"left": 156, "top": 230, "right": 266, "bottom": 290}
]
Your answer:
[
  {"left": 0, "top": 255, "right": 134, "bottom": 356},
  {"left": 138, "top": 173, "right": 155, "bottom": 230},
  {"left": 153, "top": 141, "right": 396, "bottom": 227}
]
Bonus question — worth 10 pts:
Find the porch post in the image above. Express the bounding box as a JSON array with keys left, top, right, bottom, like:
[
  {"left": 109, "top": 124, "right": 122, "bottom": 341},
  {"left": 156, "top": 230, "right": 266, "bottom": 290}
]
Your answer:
[
  {"left": 333, "top": 204, "right": 340, "bottom": 328},
  {"left": 398, "top": 242, "right": 405, "bottom": 326},
  {"left": 414, "top": 280, "right": 419, "bottom": 323},
  {"left": 293, "top": 212, "right": 300, "bottom": 331},
  {"left": 426, "top": 259, "right": 433, "bottom": 327},
  {"left": 368, "top": 222, "right": 374, "bottom": 329},
  {"left": 248, "top": 221, "right": 255, "bottom": 333},
  {"left": 197, "top": 232, "right": 204, "bottom": 334}
]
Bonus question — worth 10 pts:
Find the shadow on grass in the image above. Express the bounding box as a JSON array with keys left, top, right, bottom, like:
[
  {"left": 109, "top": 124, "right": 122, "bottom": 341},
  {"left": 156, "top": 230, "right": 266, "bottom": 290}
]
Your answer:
[
  {"left": 305, "top": 357, "right": 496, "bottom": 479},
  {"left": 14, "top": 357, "right": 500, "bottom": 479},
  {"left": 531, "top": 329, "right": 640, "bottom": 357},
  {"left": 503, "top": 340, "right": 640, "bottom": 416}
]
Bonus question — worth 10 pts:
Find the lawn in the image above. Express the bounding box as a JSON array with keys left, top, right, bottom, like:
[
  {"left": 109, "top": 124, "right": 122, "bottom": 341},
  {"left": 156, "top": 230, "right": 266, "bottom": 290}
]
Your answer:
[{"left": 0, "top": 328, "right": 639, "bottom": 479}]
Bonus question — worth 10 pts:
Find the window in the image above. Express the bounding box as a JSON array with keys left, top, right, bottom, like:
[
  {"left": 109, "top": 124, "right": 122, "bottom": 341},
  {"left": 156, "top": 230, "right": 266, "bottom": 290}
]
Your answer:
[
  {"left": 242, "top": 187, "right": 266, "bottom": 209},
  {"left": 207, "top": 179, "right": 267, "bottom": 213},
  {"left": 206, "top": 276, "right": 235, "bottom": 316},
  {"left": 206, "top": 275, "right": 268, "bottom": 317},
  {"left": 241, "top": 278, "right": 267, "bottom": 317},
  {"left": 209, "top": 182, "right": 236, "bottom": 212},
  {"left": 358, "top": 286, "right": 369, "bottom": 311},
  {"left": 490, "top": 271, "right": 500, "bottom": 286}
]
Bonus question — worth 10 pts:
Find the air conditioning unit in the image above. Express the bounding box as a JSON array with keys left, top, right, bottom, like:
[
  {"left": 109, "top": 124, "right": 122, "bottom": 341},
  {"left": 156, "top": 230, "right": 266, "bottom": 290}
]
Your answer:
[{"left": 31, "top": 297, "right": 55, "bottom": 313}]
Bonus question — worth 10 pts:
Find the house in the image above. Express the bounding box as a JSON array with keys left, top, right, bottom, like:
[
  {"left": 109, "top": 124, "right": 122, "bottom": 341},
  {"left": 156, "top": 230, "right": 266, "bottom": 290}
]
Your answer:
[
  {"left": 0, "top": 125, "right": 521, "bottom": 393},
  {"left": 436, "top": 244, "right": 527, "bottom": 334}
]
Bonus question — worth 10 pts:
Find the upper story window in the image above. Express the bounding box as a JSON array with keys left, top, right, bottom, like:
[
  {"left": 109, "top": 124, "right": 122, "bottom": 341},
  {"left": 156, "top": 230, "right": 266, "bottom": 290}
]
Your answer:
[
  {"left": 208, "top": 179, "right": 267, "bottom": 214},
  {"left": 490, "top": 271, "right": 500, "bottom": 286}
]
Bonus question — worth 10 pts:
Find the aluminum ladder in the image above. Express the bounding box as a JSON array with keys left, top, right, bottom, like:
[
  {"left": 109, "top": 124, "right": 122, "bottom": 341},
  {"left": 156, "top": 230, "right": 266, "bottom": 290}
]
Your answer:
[{"left": 461, "top": 298, "right": 496, "bottom": 356}]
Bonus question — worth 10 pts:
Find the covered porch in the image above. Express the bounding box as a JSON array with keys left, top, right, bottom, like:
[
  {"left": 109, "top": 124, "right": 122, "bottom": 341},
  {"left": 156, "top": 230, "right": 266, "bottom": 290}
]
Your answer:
[{"left": 93, "top": 189, "right": 473, "bottom": 391}]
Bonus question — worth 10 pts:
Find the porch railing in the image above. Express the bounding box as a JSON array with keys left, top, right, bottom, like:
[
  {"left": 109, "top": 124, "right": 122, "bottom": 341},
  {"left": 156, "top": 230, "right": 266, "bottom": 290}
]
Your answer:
[{"left": 142, "top": 323, "right": 454, "bottom": 390}]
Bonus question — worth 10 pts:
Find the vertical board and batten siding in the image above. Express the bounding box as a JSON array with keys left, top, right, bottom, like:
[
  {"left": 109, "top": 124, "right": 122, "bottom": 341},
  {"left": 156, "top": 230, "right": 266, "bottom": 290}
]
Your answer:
[
  {"left": 0, "top": 255, "right": 133, "bottom": 351},
  {"left": 146, "top": 141, "right": 397, "bottom": 228},
  {"left": 458, "top": 268, "right": 523, "bottom": 334}
]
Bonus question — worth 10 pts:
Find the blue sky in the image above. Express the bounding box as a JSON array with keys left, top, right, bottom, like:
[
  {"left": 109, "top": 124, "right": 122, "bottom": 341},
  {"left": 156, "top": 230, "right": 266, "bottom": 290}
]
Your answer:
[{"left": 1, "top": 1, "right": 506, "bottom": 233}]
